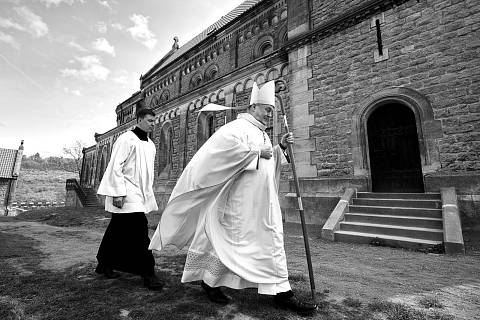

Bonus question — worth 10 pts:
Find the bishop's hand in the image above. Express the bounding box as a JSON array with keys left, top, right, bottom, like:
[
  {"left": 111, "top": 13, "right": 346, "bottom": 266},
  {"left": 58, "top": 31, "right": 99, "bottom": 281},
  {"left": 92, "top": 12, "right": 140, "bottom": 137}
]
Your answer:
[
  {"left": 280, "top": 132, "right": 293, "bottom": 149},
  {"left": 260, "top": 145, "right": 273, "bottom": 159}
]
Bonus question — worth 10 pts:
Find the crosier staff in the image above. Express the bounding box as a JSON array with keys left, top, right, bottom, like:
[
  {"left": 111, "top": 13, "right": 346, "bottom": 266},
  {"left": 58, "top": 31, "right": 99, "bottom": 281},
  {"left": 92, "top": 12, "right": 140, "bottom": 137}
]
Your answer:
[{"left": 278, "top": 98, "right": 316, "bottom": 303}]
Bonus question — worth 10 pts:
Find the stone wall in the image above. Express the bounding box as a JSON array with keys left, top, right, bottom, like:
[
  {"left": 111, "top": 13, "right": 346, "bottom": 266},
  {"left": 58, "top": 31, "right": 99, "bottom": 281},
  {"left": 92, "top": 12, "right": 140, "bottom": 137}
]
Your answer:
[
  {"left": 0, "top": 179, "right": 9, "bottom": 210},
  {"left": 308, "top": 0, "right": 479, "bottom": 176},
  {"left": 305, "top": 0, "right": 480, "bottom": 220}
]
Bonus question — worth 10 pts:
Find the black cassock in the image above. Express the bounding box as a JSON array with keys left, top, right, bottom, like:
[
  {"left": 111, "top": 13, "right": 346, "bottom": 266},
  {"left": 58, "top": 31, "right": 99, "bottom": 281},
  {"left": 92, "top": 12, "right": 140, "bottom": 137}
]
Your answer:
[{"left": 96, "top": 211, "right": 155, "bottom": 276}]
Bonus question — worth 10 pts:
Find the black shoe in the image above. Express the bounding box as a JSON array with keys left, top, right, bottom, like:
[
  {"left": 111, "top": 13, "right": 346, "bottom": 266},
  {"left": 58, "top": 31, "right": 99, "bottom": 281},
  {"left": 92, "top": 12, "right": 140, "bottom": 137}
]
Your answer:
[
  {"left": 143, "top": 274, "right": 164, "bottom": 291},
  {"left": 201, "top": 281, "right": 231, "bottom": 304},
  {"left": 274, "top": 291, "right": 317, "bottom": 315},
  {"left": 95, "top": 264, "right": 120, "bottom": 279}
]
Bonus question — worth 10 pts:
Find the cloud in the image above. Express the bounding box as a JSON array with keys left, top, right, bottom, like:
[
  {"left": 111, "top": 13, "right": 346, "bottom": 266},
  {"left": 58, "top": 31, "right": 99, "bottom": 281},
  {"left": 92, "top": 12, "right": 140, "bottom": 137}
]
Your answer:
[
  {"left": 112, "top": 69, "right": 130, "bottom": 85},
  {"left": 0, "top": 17, "right": 25, "bottom": 31},
  {"left": 0, "top": 121, "right": 6, "bottom": 127},
  {"left": 60, "top": 55, "right": 110, "bottom": 82},
  {"left": 96, "top": 21, "right": 107, "bottom": 34},
  {"left": 64, "top": 87, "right": 82, "bottom": 96},
  {"left": 0, "top": 31, "right": 20, "bottom": 49},
  {"left": 98, "top": 0, "right": 117, "bottom": 10},
  {"left": 127, "top": 14, "right": 156, "bottom": 49},
  {"left": 68, "top": 40, "right": 87, "bottom": 51},
  {"left": 98, "top": 1, "right": 111, "bottom": 9},
  {"left": 111, "top": 22, "right": 122, "bottom": 31},
  {"left": 38, "top": 0, "right": 85, "bottom": 7},
  {"left": 92, "top": 37, "right": 115, "bottom": 56},
  {"left": 14, "top": 6, "right": 48, "bottom": 37}
]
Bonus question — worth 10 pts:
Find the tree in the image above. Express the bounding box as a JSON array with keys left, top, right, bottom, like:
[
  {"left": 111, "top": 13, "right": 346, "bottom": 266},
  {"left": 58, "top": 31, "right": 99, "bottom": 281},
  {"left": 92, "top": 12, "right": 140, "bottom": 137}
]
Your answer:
[{"left": 63, "top": 140, "right": 86, "bottom": 178}]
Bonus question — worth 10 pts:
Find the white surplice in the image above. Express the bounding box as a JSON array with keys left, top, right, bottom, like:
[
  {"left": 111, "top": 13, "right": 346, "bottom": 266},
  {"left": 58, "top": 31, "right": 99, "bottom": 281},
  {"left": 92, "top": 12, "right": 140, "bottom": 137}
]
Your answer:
[
  {"left": 149, "top": 113, "right": 291, "bottom": 294},
  {"left": 97, "top": 131, "right": 158, "bottom": 214}
]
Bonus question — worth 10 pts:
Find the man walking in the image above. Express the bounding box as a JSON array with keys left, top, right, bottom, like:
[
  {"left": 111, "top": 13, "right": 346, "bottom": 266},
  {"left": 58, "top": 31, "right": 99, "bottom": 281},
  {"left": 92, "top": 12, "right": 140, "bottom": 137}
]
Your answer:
[
  {"left": 149, "top": 81, "right": 317, "bottom": 313},
  {"left": 96, "top": 108, "right": 163, "bottom": 291}
]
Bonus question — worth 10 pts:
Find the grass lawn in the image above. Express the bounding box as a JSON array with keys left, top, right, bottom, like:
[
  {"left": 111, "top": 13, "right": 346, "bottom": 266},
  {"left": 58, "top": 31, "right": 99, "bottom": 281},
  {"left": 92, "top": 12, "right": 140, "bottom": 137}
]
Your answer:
[
  {"left": 14, "top": 169, "right": 77, "bottom": 203},
  {"left": 0, "top": 207, "right": 478, "bottom": 320}
]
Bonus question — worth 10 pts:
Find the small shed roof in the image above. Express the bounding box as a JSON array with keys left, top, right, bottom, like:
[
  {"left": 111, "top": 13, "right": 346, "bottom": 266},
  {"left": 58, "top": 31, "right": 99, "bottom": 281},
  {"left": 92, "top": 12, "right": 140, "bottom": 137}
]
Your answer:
[{"left": 0, "top": 148, "right": 18, "bottom": 178}]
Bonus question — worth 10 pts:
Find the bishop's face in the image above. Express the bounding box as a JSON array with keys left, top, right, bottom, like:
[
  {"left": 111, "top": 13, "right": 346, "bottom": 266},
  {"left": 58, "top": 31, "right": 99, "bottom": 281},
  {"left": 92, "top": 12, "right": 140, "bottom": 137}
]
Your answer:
[{"left": 251, "top": 103, "right": 274, "bottom": 125}]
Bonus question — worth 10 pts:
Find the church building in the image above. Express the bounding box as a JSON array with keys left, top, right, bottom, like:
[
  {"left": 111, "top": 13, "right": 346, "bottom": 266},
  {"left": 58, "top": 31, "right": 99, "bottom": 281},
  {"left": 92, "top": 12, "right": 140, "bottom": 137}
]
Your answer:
[{"left": 79, "top": 0, "right": 479, "bottom": 251}]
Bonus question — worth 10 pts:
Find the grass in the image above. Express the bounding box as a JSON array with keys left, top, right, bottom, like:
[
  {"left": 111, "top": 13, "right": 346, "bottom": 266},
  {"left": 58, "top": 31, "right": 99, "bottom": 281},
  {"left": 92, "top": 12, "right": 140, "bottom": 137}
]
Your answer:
[
  {"left": 418, "top": 296, "right": 444, "bottom": 309},
  {"left": 1, "top": 207, "right": 476, "bottom": 319},
  {"left": 14, "top": 168, "right": 77, "bottom": 203}
]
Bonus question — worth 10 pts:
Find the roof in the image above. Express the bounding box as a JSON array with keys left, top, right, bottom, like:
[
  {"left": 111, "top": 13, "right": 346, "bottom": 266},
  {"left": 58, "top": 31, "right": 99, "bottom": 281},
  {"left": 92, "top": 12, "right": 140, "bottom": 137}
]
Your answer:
[
  {"left": 0, "top": 148, "right": 17, "bottom": 178},
  {"left": 143, "top": 0, "right": 263, "bottom": 79}
]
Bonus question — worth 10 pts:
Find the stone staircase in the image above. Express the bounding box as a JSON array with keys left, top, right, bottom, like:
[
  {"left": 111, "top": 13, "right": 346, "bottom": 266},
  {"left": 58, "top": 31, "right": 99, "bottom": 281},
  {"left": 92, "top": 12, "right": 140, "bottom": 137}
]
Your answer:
[
  {"left": 334, "top": 192, "right": 444, "bottom": 250},
  {"left": 82, "top": 187, "right": 101, "bottom": 207}
]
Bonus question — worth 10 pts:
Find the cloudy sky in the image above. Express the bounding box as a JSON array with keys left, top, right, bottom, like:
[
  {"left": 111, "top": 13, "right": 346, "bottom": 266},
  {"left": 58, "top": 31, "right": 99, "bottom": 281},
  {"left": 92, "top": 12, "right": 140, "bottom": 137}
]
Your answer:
[{"left": 0, "top": 0, "right": 245, "bottom": 157}]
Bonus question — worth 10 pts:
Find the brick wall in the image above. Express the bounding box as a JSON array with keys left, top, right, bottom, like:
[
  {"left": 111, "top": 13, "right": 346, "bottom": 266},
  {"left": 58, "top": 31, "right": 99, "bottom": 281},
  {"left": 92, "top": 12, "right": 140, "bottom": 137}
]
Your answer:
[{"left": 308, "top": 0, "right": 480, "bottom": 176}]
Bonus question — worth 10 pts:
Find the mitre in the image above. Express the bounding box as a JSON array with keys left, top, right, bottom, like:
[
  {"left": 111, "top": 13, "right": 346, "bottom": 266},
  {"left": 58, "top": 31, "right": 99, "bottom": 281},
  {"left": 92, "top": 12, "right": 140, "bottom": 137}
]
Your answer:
[{"left": 249, "top": 80, "right": 275, "bottom": 107}]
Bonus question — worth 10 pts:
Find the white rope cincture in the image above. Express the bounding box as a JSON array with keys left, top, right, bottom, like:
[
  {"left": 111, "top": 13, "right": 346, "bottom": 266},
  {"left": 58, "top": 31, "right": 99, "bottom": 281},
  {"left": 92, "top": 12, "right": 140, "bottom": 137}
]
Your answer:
[
  {"left": 442, "top": 204, "right": 458, "bottom": 208},
  {"left": 297, "top": 197, "right": 304, "bottom": 211}
]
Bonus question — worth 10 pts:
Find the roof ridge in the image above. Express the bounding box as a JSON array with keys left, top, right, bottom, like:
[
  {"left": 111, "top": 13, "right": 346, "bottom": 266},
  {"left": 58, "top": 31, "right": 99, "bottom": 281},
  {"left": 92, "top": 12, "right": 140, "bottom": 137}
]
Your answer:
[{"left": 142, "top": 0, "right": 263, "bottom": 81}]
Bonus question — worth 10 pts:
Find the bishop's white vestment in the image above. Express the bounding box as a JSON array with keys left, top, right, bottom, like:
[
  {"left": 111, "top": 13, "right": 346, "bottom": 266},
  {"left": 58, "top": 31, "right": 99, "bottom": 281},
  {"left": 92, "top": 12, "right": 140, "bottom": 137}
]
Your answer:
[{"left": 149, "top": 113, "right": 291, "bottom": 294}]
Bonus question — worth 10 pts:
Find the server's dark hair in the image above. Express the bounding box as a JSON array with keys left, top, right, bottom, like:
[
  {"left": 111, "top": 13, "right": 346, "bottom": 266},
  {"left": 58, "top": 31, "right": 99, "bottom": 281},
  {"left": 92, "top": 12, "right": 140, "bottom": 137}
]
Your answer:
[{"left": 136, "top": 108, "right": 156, "bottom": 120}]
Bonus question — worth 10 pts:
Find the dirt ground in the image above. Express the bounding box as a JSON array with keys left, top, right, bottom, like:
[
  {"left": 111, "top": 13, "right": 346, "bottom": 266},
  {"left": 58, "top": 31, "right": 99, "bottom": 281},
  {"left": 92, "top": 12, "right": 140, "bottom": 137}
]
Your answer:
[{"left": 1, "top": 208, "right": 479, "bottom": 320}]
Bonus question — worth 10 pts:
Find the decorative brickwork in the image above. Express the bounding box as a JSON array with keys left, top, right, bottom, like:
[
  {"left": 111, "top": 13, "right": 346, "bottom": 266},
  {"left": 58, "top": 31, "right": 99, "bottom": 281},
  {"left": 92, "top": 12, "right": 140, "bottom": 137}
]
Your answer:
[{"left": 80, "top": 0, "right": 480, "bottom": 224}]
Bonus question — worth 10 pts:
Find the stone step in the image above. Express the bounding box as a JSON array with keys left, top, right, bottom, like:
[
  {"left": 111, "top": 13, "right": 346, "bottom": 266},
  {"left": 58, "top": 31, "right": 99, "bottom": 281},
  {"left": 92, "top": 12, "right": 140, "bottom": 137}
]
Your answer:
[
  {"left": 339, "top": 222, "right": 443, "bottom": 241},
  {"left": 334, "top": 230, "right": 443, "bottom": 250},
  {"left": 349, "top": 205, "right": 442, "bottom": 218},
  {"left": 352, "top": 198, "right": 441, "bottom": 209},
  {"left": 344, "top": 213, "right": 443, "bottom": 229},
  {"left": 357, "top": 192, "right": 441, "bottom": 200}
]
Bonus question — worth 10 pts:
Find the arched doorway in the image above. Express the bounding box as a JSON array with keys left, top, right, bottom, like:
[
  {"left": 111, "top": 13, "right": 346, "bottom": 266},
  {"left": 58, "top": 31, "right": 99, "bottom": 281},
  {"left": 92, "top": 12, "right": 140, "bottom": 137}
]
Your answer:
[{"left": 367, "top": 103, "right": 424, "bottom": 192}]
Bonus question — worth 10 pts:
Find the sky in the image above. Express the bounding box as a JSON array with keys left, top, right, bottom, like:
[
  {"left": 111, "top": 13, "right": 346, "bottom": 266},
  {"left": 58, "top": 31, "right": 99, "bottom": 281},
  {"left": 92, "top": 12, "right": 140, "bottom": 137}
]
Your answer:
[{"left": 0, "top": 0, "right": 245, "bottom": 157}]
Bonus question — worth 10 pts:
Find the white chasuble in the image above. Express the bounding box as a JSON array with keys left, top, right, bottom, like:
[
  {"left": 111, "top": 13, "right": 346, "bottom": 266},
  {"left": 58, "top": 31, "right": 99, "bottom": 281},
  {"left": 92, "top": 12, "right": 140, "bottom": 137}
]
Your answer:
[
  {"left": 149, "top": 113, "right": 291, "bottom": 294},
  {"left": 97, "top": 131, "right": 158, "bottom": 214}
]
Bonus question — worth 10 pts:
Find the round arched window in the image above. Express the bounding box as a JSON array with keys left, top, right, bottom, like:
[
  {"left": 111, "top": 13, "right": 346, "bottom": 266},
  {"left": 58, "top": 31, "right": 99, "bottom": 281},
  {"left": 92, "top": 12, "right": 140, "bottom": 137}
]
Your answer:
[
  {"left": 261, "top": 42, "right": 273, "bottom": 56},
  {"left": 253, "top": 36, "right": 274, "bottom": 59}
]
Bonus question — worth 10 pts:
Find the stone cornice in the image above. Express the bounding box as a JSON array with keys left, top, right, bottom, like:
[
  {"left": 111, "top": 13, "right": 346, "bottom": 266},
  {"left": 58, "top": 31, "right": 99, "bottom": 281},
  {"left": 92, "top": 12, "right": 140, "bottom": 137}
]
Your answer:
[
  {"left": 141, "top": 0, "right": 287, "bottom": 91},
  {"left": 283, "top": 0, "right": 411, "bottom": 51},
  {"left": 115, "top": 91, "right": 143, "bottom": 112},
  {"left": 150, "top": 49, "right": 288, "bottom": 114},
  {"left": 94, "top": 121, "right": 134, "bottom": 142}
]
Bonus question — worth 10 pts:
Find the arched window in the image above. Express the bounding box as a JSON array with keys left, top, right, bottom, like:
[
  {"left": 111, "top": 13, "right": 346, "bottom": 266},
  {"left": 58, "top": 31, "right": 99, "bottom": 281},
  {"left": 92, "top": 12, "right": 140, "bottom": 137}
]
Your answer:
[
  {"left": 189, "top": 72, "right": 203, "bottom": 90},
  {"left": 98, "top": 149, "right": 107, "bottom": 182},
  {"left": 158, "top": 123, "right": 174, "bottom": 179},
  {"left": 160, "top": 90, "right": 170, "bottom": 104},
  {"left": 204, "top": 64, "right": 219, "bottom": 81},
  {"left": 208, "top": 115, "right": 215, "bottom": 137},
  {"left": 197, "top": 113, "right": 216, "bottom": 150},
  {"left": 260, "top": 42, "right": 273, "bottom": 56},
  {"left": 253, "top": 35, "right": 274, "bottom": 59}
]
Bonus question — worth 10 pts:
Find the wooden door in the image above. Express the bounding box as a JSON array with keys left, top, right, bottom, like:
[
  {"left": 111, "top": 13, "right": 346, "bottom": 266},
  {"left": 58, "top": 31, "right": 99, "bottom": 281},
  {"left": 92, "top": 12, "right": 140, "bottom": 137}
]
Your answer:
[{"left": 367, "top": 103, "right": 424, "bottom": 192}]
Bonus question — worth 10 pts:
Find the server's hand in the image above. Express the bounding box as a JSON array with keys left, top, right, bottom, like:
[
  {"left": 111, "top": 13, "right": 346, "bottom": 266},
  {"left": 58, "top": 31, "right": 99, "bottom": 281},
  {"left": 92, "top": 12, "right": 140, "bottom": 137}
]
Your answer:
[{"left": 113, "top": 196, "right": 126, "bottom": 208}]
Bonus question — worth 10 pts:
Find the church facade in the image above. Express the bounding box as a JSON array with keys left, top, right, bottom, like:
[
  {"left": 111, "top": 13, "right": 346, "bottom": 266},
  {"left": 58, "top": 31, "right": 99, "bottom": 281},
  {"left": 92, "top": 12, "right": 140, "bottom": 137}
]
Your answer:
[{"left": 80, "top": 0, "right": 480, "bottom": 225}]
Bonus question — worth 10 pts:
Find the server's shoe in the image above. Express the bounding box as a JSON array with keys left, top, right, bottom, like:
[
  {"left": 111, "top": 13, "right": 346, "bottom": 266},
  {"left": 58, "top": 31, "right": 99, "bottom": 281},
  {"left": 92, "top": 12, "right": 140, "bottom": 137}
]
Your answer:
[
  {"left": 274, "top": 290, "right": 317, "bottom": 315},
  {"left": 201, "top": 281, "right": 231, "bottom": 304},
  {"left": 95, "top": 264, "right": 120, "bottom": 279},
  {"left": 143, "top": 274, "right": 164, "bottom": 291}
]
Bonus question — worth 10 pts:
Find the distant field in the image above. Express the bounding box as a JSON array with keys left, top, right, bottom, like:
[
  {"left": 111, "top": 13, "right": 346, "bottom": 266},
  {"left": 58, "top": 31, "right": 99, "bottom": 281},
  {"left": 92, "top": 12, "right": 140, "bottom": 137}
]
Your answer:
[{"left": 14, "top": 169, "right": 78, "bottom": 203}]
